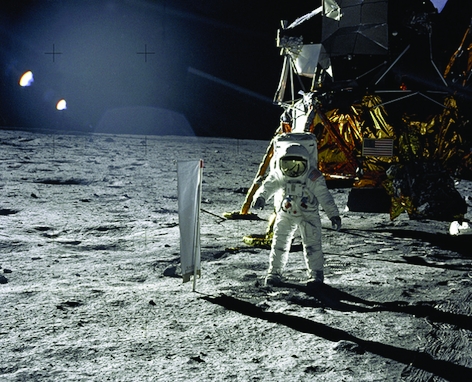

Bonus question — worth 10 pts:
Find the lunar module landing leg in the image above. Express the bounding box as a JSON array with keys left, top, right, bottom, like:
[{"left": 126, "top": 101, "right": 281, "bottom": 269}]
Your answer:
[
  {"left": 223, "top": 129, "right": 280, "bottom": 222},
  {"left": 223, "top": 127, "right": 284, "bottom": 247}
]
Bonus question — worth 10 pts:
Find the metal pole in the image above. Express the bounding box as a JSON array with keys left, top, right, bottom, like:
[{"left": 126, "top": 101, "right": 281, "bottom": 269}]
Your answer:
[
  {"left": 375, "top": 45, "right": 410, "bottom": 85},
  {"left": 192, "top": 159, "right": 203, "bottom": 292}
]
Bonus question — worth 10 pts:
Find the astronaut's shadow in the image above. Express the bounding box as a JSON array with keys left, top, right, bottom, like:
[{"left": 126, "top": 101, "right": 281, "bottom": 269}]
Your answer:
[
  {"left": 202, "top": 293, "right": 472, "bottom": 381},
  {"left": 281, "top": 282, "right": 472, "bottom": 331}
]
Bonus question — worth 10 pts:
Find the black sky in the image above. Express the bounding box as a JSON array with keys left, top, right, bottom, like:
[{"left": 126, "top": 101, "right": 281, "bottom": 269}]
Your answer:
[{"left": 0, "top": 0, "right": 471, "bottom": 140}]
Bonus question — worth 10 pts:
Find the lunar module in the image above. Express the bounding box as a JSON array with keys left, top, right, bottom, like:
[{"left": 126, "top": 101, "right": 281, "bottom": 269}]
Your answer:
[{"left": 225, "top": 0, "right": 470, "bottom": 244}]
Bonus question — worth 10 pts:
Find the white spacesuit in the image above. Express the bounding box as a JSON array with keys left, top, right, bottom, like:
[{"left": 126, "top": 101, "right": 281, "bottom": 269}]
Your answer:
[{"left": 252, "top": 133, "right": 341, "bottom": 287}]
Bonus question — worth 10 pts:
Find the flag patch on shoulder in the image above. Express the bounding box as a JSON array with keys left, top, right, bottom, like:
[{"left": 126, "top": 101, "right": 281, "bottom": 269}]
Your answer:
[{"left": 308, "top": 169, "right": 322, "bottom": 181}]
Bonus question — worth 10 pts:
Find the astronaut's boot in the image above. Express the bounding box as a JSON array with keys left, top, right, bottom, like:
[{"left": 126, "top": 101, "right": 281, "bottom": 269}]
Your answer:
[
  {"left": 306, "top": 270, "right": 324, "bottom": 289},
  {"left": 264, "top": 271, "right": 284, "bottom": 287}
]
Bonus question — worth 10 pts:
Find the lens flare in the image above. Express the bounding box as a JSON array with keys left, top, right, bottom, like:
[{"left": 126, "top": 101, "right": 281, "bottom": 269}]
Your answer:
[
  {"left": 19, "top": 71, "right": 34, "bottom": 87},
  {"left": 56, "top": 99, "right": 67, "bottom": 110}
]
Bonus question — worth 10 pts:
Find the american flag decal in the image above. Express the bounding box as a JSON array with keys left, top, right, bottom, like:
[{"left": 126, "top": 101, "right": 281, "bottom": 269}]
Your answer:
[
  {"left": 362, "top": 138, "right": 394, "bottom": 157},
  {"left": 308, "top": 169, "right": 322, "bottom": 181}
]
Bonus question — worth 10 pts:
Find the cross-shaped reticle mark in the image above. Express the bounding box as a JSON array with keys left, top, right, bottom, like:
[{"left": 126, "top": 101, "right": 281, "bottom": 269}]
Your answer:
[
  {"left": 137, "top": 44, "right": 155, "bottom": 62},
  {"left": 45, "top": 44, "right": 62, "bottom": 62}
]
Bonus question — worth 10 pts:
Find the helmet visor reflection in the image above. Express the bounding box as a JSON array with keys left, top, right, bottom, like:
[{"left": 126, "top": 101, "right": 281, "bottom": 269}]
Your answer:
[{"left": 280, "top": 156, "right": 307, "bottom": 177}]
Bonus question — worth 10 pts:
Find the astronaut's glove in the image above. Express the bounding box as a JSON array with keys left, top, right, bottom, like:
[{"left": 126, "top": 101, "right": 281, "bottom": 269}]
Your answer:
[
  {"left": 330, "top": 216, "right": 341, "bottom": 231},
  {"left": 252, "top": 196, "right": 265, "bottom": 210}
]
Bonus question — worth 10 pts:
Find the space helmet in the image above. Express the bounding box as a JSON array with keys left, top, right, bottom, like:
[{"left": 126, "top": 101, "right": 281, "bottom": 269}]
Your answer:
[
  {"left": 277, "top": 143, "right": 310, "bottom": 178},
  {"left": 272, "top": 133, "right": 318, "bottom": 177}
]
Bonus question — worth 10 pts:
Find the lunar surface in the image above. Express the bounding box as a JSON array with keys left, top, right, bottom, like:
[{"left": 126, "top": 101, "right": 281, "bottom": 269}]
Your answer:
[{"left": 1, "top": 128, "right": 471, "bottom": 381}]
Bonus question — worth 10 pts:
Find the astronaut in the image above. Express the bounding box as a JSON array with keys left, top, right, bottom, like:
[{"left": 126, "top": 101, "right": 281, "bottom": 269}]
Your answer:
[{"left": 251, "top": 133, "right": 341, "bottom": 287}]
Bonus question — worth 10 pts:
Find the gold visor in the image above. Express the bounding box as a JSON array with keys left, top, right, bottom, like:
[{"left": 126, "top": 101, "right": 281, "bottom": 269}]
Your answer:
[{"left": 280, "top": 156, "right": 308, "bottom": 177}]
